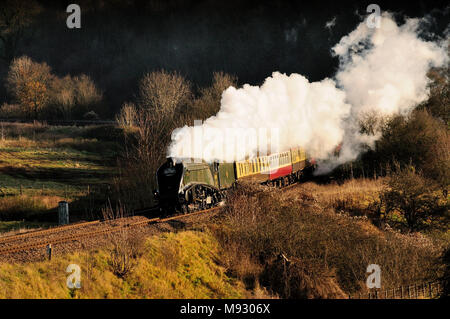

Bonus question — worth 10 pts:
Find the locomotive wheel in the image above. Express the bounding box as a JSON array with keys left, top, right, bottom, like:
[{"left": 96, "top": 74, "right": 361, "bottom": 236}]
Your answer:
[{"left": 184, "top": 184, "right": 221, "bottom": 211}]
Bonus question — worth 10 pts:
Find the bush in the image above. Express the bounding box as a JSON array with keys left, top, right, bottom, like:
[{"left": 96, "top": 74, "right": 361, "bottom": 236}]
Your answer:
[
  {"left": 83, "top": 110, "right": 99, "bottom": 120},
  {"left": 138, "top": 69, "right": 192, "bottom": 116},
  {"left": 48, "top": 74, "right": 103, "bottom": 120},
  {"left": 107, "top": 228, "right": 144, "bottom": 278},
  {"left": 213, "top": 184, "right": 443, "bottom": 297},
  {"left": 382, "top": 165, "right": 441, "bottom": 232},
  {"left": 116, "top": 102, "right": 137, "bottom": 128},
  {"left": 5, "top": 56, "right": 103, "bottom": 120},
  {"left": 360, "top": 109, "right": 449, "bottom": 192}
]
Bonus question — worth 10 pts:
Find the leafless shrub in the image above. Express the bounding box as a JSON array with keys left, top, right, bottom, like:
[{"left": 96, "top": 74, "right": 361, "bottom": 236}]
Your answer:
[
  {"left": 116, "top": 102, "right": 138, "bottom": 128},
  {"left": 102, "top": 203, "right": 144, "bottom": 278},
  {"left": 189, "top": 71, "right": 237, "bottom": 119},
  {"left": 138, "top": 69, "right": 192, "bottom": 116},
  {"left": 48, "top": 74, "right": 103, "bottom": 119},
  {"left": 261, "top": 255, "right": 346, "bottom": 299},
  {"left": 214, "top": 184, "right": 443, "bottom": 297},
  {"left": 107, "top": 227, "right": 145, "bottom": 278},
  {"left": 101, "top": 201, "right": 131, "bottom": 221}
]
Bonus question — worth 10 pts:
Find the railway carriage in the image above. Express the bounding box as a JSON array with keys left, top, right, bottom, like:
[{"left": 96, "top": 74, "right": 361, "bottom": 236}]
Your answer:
[{"left": 154, "top": 146, "right": 315, "bottom": 215}]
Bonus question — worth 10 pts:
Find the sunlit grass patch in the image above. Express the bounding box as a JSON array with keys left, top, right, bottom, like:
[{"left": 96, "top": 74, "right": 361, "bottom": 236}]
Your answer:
[
  {"left": 0, "top": 231, "right": 248, "bottom": 299},
  {"left": 0, "top": 220, "right": 55, "bottom": 235},
  {"left": 0, "top": 195, "right": 63, "bottom": 220}
]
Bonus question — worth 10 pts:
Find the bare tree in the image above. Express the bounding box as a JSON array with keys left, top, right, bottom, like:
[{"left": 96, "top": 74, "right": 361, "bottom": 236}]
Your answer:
[
  {"left": 138, "top": 69, "right": 192, "bottom": 116},
  {"left": 6, "top": 56, "right": 52, "bottom": 119},
  {"left": 114, "top": 70, "right": 192, "bottom": 208},
  {"left": 189, "top": 71, "right": 237, "bottom": 119}
]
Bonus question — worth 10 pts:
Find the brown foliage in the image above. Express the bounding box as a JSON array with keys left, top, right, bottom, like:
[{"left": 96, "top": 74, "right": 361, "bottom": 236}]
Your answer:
[
  {"left": 372, "top": 109, "right": 449, "bottom": 191},
  {"left": 382, "top": 165, "right": 441, "bottom": 231},
  {"left": 423, "top": 66, "right": 449, "bottom": 124},
  {"left": 102, "top": 204, "right": 144, "bottom": 278},
  {"left": 107, "top": 228, "right": 145, "bottom": 278},
  {"left": 214, "top": 184, "right": 443, "bottom": 297},
  {"left": 6, "top": 56, "right": 52, "bottom": 118},
  {"left": 6, "top": 56, "right": 103, "bottom": 119},
  {"left": 49, "top": 74, "right": 103, "bottom": 119},
  {"left": 138, "top": 69, "right": 192, "bottom": 116},
  {"left": 188, "top": 71, "right": 237, "bottom": 119}
]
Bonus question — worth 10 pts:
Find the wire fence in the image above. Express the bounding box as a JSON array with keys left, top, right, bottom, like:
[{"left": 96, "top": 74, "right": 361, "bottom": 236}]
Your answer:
[{"left": 350, "top": 280, "right": 444, "bottom": 299}]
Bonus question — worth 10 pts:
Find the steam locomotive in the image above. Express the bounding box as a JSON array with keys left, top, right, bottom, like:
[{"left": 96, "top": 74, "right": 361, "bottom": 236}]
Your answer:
[{"left": 153, "top": 147, "right": 316, "bottom": 214}]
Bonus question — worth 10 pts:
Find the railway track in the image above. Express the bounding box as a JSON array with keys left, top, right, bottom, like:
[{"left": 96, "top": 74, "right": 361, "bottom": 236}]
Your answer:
[
  {"left": 0, "top": 178, "right": 301, "bottom": 258},
  {"left": 0, "top": 206, "right": 220, "bottom": 256},
  {"left": 0, "top": 220, "right": 102, "bottom": 244}
]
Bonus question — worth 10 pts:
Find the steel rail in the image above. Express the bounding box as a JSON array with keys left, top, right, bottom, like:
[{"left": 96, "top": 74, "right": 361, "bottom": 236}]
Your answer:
[{"left": 0, "top": 207, "right": 221, "bottom": 255}]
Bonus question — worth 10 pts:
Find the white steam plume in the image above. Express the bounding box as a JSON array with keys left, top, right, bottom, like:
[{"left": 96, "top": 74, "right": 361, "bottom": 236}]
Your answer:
[{"left": 169, "top": 13, "right": 448, "bottom": 170}]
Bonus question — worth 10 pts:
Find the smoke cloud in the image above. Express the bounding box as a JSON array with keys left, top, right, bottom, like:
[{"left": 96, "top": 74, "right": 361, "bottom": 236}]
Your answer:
[{"left": 168, "top": 12, "right": 448, "bottom": 171}]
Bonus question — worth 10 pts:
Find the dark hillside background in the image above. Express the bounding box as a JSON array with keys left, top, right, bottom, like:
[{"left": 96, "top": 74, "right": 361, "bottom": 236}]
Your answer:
[{"left": 0, "top": 0, "right": 448, "bottom": 117}]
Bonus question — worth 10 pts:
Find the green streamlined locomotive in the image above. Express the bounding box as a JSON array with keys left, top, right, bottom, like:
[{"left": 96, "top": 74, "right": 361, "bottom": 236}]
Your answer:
[{"left": 154, "top": 147, "right": 315, "bottom": 214}]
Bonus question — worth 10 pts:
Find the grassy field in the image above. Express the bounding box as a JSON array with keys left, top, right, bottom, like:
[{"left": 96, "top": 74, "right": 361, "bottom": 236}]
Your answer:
[
  {"left": 0, "top": 122, "right": 120, "bottom": 226},
  {"left": 0, "top": 231, "right": 256, "bottom": 299},
  {"left": 0, "top": 178, "right": 446, "bottom": 299}
]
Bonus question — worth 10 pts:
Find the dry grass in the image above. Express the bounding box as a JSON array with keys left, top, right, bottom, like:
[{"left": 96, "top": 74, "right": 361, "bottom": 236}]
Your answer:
[
  {"left": 0, "top": 195, "right": 63, "bottom": 221},
  {"left": 0, "top": 231, "right": 250, "bottom": 299},
  {"left": 212, "top": 181, "right": 445, "bottom": 298},
  {"left": 283, "top": 178, "right": 384, "bottom": 209},
  {"left": 0, "top": 122, "right": 118, "bottom": 223}
]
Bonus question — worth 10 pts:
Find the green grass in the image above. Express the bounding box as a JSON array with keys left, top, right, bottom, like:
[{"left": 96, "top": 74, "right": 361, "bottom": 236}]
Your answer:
[
  {"left": 0, "top": 123, "right": 120, "bottom": 223},
  {"left": 0, "top": 145, "right": 115, "bottom": 196}
]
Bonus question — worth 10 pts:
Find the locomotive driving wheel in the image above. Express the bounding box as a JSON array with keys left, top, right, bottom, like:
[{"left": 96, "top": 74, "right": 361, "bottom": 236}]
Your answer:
[{"left": 183, "top": 184, "right": 222, "bottom": 211}]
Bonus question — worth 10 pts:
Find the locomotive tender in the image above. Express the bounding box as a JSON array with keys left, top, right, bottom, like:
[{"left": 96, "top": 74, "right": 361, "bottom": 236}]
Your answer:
[{"left": 154, "top": 146, "right": 315, "bottom": 214}]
